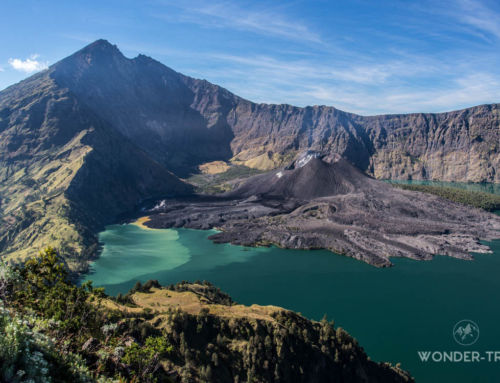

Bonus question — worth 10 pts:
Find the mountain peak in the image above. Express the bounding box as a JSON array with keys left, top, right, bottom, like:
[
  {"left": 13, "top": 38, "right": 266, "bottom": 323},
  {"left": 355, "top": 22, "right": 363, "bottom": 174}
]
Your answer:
[
  {"left": 73, "top": 39, "right": 125, "bottom": 63},
  {"left": 63, "top": 39, "right": 124, "bottom": 64},
  {"left": 51, "top": 39, "right": 127, "bottom": 78},
  {"left": 81, "top": 39, "right": 120, "bottom": 54}
]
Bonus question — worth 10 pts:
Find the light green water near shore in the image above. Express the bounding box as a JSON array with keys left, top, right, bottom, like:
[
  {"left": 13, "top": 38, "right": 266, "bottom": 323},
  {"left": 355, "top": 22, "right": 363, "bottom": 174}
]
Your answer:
[{"left": 85, "top": 181, "right": 500, "bottom": 383}]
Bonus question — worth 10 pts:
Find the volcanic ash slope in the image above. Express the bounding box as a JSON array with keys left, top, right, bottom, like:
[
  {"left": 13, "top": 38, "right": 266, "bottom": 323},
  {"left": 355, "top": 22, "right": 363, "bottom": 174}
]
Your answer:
[{"left": 147, "top": 156, "right": 500, "bottom": 267}]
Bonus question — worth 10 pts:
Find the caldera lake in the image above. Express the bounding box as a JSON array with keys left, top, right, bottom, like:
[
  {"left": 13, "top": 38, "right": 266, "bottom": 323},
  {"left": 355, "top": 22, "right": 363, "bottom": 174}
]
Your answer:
[{"left": 84, "top": 182, "right": 500, "bottom": 383}]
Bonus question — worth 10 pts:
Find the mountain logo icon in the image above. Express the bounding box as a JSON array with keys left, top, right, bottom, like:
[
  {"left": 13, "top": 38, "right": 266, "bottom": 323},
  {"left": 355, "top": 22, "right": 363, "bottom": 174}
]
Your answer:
[{"left": 453, "top": 320, "right": 480, "bottom": 346}]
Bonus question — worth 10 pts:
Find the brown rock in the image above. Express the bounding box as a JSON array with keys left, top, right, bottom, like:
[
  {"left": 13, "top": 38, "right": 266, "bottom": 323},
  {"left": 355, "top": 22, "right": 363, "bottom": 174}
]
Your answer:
[{"left": 81, "top": 337, "right": 100, "bottom": 353}]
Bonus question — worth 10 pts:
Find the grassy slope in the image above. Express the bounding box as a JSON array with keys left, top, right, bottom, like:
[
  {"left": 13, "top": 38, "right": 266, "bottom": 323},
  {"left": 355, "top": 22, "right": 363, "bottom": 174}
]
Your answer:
[
  {"left": 0, "top": 76, "right": 96, "bottom": 268},
  {"left": 186, "top": 164, "right": 264, "bottom": 194},
  {"left": 0, "top": 73, "right": 190, "bottom": 271},
  {"left": 93, "top": 283, "right": 415, "bottom": 382}
]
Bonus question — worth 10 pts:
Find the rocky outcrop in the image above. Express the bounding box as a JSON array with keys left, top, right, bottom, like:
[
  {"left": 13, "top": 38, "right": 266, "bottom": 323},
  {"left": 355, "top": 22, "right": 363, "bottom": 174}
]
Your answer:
[{"left": 359, "top": 105, "right": 500, "bottom": 182}]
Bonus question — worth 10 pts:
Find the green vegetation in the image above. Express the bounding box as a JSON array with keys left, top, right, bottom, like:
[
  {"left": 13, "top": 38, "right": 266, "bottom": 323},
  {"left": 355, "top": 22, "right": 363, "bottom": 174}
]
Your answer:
[
  {"left": 122, "top": 337, "right": 173, "bottom": 379},
  {"left": 392, "top": 183, "right": 500, "bottom": 211},
  {"left": 187, "top": 165, "right": 264, "bottom": 194},
  {"left": 0, "top": 248, "right": 173, "bottom": 382},
  {"left": 0, "top": 248, "right": 412, "bottom": 383},
  {"left": 0, "top": 74, "right": 190, "bottom": 273},
  {"left": 0, "top": 140, "right": 98, "bottom": 272}
]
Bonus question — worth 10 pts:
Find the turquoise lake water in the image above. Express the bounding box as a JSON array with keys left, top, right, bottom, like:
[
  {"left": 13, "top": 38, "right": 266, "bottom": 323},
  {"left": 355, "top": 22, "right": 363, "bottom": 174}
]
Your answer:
[{"left": 85, "top": 181, "right": 500, "bottom": 382}]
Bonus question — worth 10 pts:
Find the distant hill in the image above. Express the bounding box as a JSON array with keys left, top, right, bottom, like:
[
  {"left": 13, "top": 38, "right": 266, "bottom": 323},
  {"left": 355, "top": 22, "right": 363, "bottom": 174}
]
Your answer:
[{"left": 0, "top": 39, "right": 499, "bottom": 268}]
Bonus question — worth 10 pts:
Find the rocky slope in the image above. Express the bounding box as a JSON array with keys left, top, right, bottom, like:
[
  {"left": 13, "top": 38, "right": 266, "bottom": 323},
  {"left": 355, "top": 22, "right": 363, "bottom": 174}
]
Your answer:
[{"left": 50, "top": 40, "right": 237, "bottom": 176}]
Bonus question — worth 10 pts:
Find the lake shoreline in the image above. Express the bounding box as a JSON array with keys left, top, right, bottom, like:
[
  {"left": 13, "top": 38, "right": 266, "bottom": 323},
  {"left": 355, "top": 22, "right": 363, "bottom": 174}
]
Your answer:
[{"left": 131, "top": 215, "right": 155, "bottom": 230}]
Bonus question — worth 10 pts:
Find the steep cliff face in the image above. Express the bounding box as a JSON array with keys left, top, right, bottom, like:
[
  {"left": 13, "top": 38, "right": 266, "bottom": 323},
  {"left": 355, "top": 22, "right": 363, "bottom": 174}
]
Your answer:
[
  {"left": 51, "top": 40, "right": 236, "bottom": 176},
  {"left": 184, "top": 54, "right": 500, "bottom": 183},
  {"left": 215, "top": 101, "right": 499, "bottom": 182},
  {"left": 224, "top": 103, "right": 374, "bottom": 172},
  {"left": 358, "top": 105, "right": 500, "bottom": 182},
  {"left": 47, "top": 40, "right": 500, "bottom": 182}
]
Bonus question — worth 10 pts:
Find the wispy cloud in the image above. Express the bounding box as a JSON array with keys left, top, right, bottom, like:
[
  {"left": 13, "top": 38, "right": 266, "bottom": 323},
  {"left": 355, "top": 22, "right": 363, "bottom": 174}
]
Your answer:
[
  {"left": 155, "top": 0, "right": 322, "bottom": 44},
  {"left": 456, "top": 0, "right": 500, "bottom": 39},
  {"left": 183, "top": 50, "right": 499, "bottom": 115},
  {"left": 303, "top": 73, "right": 500, "bottom": 115},
  {"left": 204, "top": 53, "right": 437, "bottom": 86},
  {"left": 437, "top": 0, "right": 500, "bottom": 40},
  {"left": 25, "top": 0, "right": 500, "bottom": 114},
  {"left": 8, "top": 54, "right": 48, "bottom": 73}
]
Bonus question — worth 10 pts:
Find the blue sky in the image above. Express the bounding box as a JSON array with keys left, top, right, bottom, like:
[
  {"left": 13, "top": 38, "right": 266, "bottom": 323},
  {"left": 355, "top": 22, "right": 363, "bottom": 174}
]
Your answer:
[{"left": 1, "top": 0, "right": 499, "bottom": 115}]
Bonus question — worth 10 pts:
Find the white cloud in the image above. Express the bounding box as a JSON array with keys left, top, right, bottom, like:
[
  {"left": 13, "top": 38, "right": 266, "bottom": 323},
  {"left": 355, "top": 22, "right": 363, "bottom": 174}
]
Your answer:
[
  {"left": 429, "top": 0, "right": 500, "bottom": 41},
  {"left": 8, "top": 54, "right": 48, "bottom": 73},
  {"left": 302, "top": 73, "right": 500, "bottom": 115},
  {"left": 456, "top": 0, "right": 500, "bottom": 39},
  {"left": 156, "top": 1, "right": 322, "bottom": 44},
  {"left": 183, "top": 50, "right": 500, "bottom": 115},
  {"left": 205, "top": 53, "right": 421, "bottom": 86}
]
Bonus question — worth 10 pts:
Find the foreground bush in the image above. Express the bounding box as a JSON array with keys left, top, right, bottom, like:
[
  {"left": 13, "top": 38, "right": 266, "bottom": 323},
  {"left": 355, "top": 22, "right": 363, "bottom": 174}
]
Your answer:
[{"left": 0, "top": 248, "right": 413, "bottom": 383}]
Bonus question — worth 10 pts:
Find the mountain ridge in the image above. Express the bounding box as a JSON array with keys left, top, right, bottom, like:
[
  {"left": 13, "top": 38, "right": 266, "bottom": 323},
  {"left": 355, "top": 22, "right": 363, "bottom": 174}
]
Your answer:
[
  {"left": 0, "top": 39, "right": 499, "bottom": 269},
  {"left": 49, "top": 39, "right": 500, "bottom": 181}
]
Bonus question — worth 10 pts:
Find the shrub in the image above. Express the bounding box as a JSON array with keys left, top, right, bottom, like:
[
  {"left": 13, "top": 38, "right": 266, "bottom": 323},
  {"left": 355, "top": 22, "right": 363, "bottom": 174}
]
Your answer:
[
  {"left": 122, "top": 336, "right": 173, "bottom": 381},
  {"left": 13, "top": 248, "right": 104, "bottom": 335},
  {"left": 0, "top": 304, "right": 111, "bottom": 383}
]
